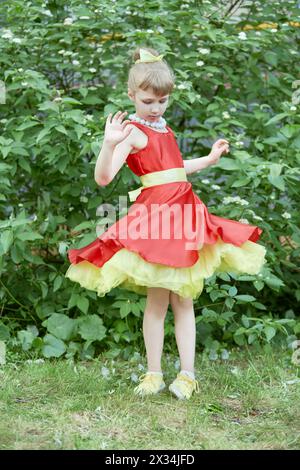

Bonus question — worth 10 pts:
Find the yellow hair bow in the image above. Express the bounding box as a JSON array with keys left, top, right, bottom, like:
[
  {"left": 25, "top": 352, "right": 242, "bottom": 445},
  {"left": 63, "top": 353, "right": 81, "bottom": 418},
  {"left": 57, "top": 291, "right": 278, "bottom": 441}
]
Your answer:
[{"left": 135, "top": 48, "right": 164, "bottom": 64}]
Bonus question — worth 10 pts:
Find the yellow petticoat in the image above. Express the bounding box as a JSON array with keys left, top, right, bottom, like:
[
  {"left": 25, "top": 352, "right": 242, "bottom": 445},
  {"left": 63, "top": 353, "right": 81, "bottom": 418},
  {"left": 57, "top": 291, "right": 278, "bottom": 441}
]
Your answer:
[{"left": 65, "top": 236, "right": 267, "bottom": 300}]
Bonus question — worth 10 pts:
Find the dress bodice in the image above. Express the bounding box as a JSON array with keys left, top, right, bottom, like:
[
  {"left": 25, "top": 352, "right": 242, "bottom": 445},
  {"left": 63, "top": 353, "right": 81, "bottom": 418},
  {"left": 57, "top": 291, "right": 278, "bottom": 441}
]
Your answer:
[{"left": 125, "top": 121, "right": 184, "bottom": 176}]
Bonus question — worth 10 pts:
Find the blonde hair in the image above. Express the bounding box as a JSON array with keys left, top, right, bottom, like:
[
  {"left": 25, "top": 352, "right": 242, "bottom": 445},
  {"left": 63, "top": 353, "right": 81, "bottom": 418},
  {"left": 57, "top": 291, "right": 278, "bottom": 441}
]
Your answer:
[{"left": 128, "top": 46, "right": 175, "bottom": 97}]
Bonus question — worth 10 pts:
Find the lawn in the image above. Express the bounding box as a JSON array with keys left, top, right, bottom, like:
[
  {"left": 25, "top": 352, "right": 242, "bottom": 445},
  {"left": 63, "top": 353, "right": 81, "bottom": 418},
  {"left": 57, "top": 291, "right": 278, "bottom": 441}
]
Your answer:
[{"left": 0, "top": 345, "right": 299, "bottom": 450}]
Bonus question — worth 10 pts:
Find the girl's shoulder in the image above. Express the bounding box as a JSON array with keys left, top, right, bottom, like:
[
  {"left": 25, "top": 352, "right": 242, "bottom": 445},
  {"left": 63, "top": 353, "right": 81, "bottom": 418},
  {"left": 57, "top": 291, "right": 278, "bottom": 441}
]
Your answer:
[{"left": 125, "top": 123, "right": 149, "bottom": 154}]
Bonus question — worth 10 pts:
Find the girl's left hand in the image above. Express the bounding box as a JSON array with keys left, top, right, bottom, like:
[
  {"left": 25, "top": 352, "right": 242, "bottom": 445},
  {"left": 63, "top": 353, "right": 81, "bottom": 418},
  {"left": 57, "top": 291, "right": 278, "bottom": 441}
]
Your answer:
[{"left": 208, "top": 139, "right": 230, "bottom": 165}]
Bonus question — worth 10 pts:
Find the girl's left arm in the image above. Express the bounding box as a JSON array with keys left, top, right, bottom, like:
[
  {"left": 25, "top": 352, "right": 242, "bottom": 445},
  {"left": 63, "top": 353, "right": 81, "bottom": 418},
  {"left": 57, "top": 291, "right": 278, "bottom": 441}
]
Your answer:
[
  {"left": 183, "top": 138, "right": 230, "bottom": 175},
  {"left": 183, "top": 156, "right": 212, "bottom": 175}
]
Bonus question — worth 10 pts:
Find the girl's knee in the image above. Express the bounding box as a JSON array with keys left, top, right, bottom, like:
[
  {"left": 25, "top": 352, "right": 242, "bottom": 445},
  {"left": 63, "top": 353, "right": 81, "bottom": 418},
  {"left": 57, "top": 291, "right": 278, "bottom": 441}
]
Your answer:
[
  {"left": 146, "top": 287, "right": 170, "bottom": 312},
  {"left": 170, "top": 291, "right": 193, "bottom": 311}
]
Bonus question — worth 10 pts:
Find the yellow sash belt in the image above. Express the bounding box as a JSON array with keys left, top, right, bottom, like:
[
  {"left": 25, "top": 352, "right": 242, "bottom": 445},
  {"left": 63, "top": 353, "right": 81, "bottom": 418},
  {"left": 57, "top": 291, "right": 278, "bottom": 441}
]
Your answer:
[{"left": 128, "top": 167, "right": 188, "bottom": 202}]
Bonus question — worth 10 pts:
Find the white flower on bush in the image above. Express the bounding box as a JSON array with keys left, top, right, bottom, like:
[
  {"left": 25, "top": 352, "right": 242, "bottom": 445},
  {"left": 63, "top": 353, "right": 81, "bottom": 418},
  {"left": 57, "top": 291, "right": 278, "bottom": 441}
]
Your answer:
[
  {"left": 196, "top": 60, "right": 204, "bottom": 67},
  {"left": 223, "top": 196, "right": 249, "bottom": 206},
  {"left": 198, "top": 48, "right": 210, "bottom": 54},
  {"left": 236, "top": 141, "right": 244, "bottom": 147},
  {"left": 12, "top": 37, "right": 22, "bottom": 44},
  {"left": 80, "top": 196, "right": 88, "bottom": 203},
  {"left": 290, "top": 106, "right": 297, "bottom": 111},
  {"left": 238, "top": 32, "right": 247, "bottom": 40},
  {"left": 21, "top": 81, "right": 28, "bottom": 86},
  {"left": 201, "top": 179, "right": 210, "bottom": 185},
  {"left": 1, "top": 29, "right": 13, "bottom": 39},
  {"left": 146, "top": 29, "right": 154, "bottom": 33},
  {"left": 89, "top": 68, "right": 97, "bottom": 73},
  {"left": 58, "top": 49, "right": 65, "bottom": 55},
  {"left": 157, "top": 26, "right": 164, "bottom": 33},
  {"left": 211, "top": 184, "right": 220, "bottom": 190},
  {"left": 177, "top": 83, "right": 189, "bottom": 90},
  {"left": 222, "top": 111, "right": 230, "bottom": 119},
  {"left": 79, "top": 16, "right": 90, "bottom": 20},
  {"left": 282, "top": 212, "right": 291, "bottom": 219},
  {"left": 72, "top": 60, "right": 80, "bottom": 66},
  {"left": 270, "top": 29, "right": 278, "bottom": 33},
  {"left": 239, "top": 218, "right": 249, "bottom": 224},
  {"left": 64, "top": 17, "right": 73, "bottom": 25},
  {"left": 42, "top": 9, "right": 53, "bottom": 17}
]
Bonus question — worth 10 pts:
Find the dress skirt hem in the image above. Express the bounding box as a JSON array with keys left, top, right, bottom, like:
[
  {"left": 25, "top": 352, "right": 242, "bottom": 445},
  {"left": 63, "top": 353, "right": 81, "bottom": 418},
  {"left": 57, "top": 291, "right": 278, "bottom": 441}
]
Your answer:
[{"left": 65, "top": 236, "right": 267, "bottom": 300}]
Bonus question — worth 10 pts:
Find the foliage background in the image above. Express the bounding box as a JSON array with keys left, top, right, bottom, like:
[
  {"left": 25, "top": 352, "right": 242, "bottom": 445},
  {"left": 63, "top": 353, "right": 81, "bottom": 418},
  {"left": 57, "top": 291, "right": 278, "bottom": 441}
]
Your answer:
[{"left": 0, "top": 0, "right": 299, "bottom": 362}]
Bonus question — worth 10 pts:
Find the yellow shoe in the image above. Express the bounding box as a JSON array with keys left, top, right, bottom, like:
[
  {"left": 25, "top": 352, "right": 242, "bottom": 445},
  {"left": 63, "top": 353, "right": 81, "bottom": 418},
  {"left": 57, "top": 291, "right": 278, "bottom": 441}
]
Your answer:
[
  {"left": 169, "top": 372, "right": 200, "bottom": 400},
  {"left": 134, "top": 372, "right": 165, "bottom": 396}
]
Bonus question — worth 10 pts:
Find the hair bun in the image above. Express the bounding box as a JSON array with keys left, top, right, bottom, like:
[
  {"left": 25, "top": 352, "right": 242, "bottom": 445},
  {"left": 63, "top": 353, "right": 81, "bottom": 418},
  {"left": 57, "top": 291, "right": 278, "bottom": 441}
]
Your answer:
[{"left": 132, "top": 46, "right": 161, "bottom": 63}]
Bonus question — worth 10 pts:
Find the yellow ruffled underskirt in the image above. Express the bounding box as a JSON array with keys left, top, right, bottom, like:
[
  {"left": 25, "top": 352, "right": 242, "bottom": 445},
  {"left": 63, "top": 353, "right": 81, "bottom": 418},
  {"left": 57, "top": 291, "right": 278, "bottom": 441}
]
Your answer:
[
  {"left": 65, "top": 236, "right": 267, "bottom": 300},
  {"left": 65, "top": 237, "right": 266, "bottom": 300}
]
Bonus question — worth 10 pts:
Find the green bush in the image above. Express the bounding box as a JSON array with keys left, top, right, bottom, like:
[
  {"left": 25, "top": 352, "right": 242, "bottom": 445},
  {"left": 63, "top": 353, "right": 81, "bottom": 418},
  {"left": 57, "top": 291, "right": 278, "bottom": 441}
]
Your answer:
[{"left": 0, "top": 0, "right": 299, "bottom": 361}]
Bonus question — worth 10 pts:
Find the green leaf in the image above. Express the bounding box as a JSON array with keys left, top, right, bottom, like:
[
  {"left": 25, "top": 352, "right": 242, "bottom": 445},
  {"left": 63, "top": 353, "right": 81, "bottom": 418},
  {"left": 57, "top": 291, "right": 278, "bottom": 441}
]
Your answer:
[
  {"left": 0, "top": 323, "right": 10, "bottom": 341},
  {"left": 264, "top": 51, "right": 278, "bottom": 67},
  {"left": 264, "top": 326, "right": 276, "bottom": 342},
  {"left": 235, "top": 295, "right": 256, "bottom": 302},
  {"left": 42, "top": 334, "right": 66, "bottom": 358},
  {"left": 55, "top": 125, "right": 68, "bottom": 135},
  {"left": 248, "top": 333, "right": 257, "bottom": 345},
  {"left": 16, "top": 120, "right": 40, "bottom": 131},
  {"left": 77, "top": 296, "right": 89, "bottom": 314},
  {"left": 0, "top": 341, "right": 6, "bottom": 365},
  {"left": 42, "top": 313, "right": 75, "bottom": 341},
  {"left": 0, "top": 146, "right": 12, "bottom": 158},
  {"left": 216, "top": 158, "right": 242, "bottom": 171},
  {"left": 61, "top": 97, "right": 82, "bottom": 105},
  {"left": 38, "top": 101, "right": 59, "bottom": 112},
  {"left": 36, "top": 127, "right": 51, "bottom": 144},
  {"left": 241, "top": 315, "right": 250, "bottom": 328},
  {"left": 0, "top": 230, "right": 13, "bottom": 254},
  {"left": 16, "top": 231, "right": 44, "bottom": 241},
  {"left": 17, "top": 330, "right": 36, "bottom": 351},
  {"left": 265, "top": 112, "right": 289, "bottom": 126},
  {"left": 228, "top": 286, "right": 237, "bottom": 297},
  {"left": 231, "top": 177, "right": 252, "bottom": 187},
  {"left": 77, "top": 315, "right": 106, "bottom": 342},
  {"left": 267, "top": 174, "right": 285, "bottom": 191},
  {"left": 53, "top": 276, "right": 63, "bottom": 292}
]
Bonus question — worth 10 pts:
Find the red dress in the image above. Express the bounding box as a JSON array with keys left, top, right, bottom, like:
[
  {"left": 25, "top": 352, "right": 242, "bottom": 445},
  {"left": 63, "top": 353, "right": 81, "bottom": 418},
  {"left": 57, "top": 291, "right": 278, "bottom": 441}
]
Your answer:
[{"left": 65, "top": 122, "right": 266, "bottom": 299}]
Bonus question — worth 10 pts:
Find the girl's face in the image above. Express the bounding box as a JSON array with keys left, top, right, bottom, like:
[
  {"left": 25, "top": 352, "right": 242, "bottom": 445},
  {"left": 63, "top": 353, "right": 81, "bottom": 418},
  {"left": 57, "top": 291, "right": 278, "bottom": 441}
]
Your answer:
[{"left": 128, "top": 88, "right": 169, "bottom": 122}]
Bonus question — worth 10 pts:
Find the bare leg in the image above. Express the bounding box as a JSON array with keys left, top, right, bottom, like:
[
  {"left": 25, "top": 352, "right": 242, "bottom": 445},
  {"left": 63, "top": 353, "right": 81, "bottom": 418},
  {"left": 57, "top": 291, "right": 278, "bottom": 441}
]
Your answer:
[
  {"left": 143, "top": 287, "right": 170, "bottom": 372},
  {"left": 170, "top": 292, "right": 195, "bottom": 373}
]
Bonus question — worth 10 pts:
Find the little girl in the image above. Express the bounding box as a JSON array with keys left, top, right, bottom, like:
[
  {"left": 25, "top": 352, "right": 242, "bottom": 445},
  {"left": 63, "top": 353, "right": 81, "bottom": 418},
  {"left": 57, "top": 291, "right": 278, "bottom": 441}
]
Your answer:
[{"left": 65, "top": 47, "right": 267, "bottom": 400}]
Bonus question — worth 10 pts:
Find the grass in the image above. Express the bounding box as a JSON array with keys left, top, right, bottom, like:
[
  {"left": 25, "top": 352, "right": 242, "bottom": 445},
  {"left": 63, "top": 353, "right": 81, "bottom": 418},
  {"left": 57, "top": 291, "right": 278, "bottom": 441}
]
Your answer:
[{"left": 0, "top": 345, "right": 299, "bottom": 450}]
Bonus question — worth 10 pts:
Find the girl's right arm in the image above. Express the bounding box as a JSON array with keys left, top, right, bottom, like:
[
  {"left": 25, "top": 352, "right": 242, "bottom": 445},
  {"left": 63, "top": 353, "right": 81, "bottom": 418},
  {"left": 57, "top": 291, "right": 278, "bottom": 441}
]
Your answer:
[
  {"left": 94, "top": 111, "right": 134, "bottom": 186},
  {"left": 94, "top": 139, "right": 116, "bottom": 186}
]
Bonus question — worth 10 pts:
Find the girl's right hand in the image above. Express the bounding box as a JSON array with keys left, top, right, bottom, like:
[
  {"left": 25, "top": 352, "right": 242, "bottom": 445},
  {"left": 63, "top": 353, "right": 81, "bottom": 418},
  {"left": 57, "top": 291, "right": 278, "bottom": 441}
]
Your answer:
[{"left": 104, "top": 111, "right": 133, "bottom": 146}]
